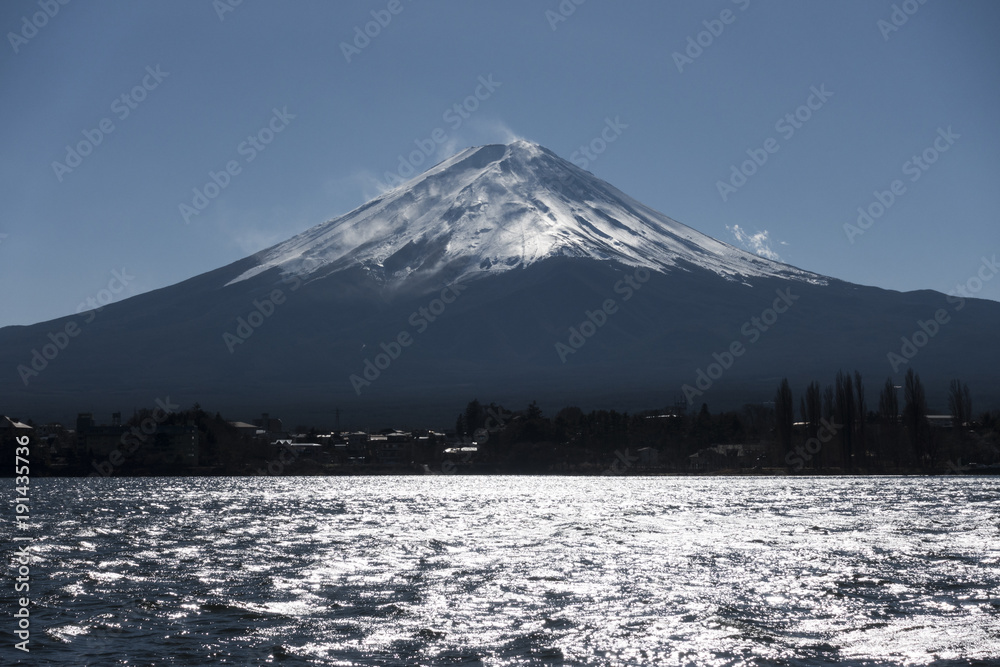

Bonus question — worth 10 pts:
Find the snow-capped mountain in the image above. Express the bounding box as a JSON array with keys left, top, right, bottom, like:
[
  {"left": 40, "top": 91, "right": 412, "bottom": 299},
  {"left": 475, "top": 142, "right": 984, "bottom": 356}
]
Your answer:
[
  {"left": 1, "top": 141, "right": 998, "bottom": 427},
  {"left": 228, "top": 140, "right": 824, "bottom": 289}
]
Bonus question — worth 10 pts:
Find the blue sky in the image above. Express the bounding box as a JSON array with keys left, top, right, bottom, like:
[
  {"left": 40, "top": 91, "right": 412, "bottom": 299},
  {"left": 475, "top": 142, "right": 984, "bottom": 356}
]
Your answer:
[{"left": 2, "top": 0, "right": 998, "bottom": 328}]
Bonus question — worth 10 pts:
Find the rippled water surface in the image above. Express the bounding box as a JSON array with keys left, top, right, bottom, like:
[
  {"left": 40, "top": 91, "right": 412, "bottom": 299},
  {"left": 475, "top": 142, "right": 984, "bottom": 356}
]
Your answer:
[{"left": 4, "top": 476, "right": 999, "bottom": 665}]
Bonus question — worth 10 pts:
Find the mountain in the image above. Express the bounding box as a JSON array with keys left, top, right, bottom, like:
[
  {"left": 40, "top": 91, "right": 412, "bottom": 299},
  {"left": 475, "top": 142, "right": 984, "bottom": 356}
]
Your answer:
[
  {"left": 3, "top": 141, "right": 998, "bottom": 427},
  {"left": 227, "top": 140, "right": 823, "bottom": 289}
]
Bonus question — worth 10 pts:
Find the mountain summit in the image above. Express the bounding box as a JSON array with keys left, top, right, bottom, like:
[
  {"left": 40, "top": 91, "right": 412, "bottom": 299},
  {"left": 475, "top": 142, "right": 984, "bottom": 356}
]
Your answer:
[
  {"left": 228, "top": 140, "right": 823, "bottom": 290},
  {"left": 2, "top": 141, "right": 998, "bottom": 426}
]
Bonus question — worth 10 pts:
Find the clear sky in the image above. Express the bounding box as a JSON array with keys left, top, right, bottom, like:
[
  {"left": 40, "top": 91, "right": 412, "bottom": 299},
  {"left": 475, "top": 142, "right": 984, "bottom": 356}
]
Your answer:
[{"left": 2, "top": 0, "right": 998, "bottom": 328}]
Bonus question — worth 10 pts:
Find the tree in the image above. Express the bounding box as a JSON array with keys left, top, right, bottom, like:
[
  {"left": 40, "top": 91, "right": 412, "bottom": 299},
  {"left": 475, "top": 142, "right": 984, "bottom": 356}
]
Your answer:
[
  {"left": 464, "top": 399, "right": 484, "bottom": 433},
  {"left": 802, "top": 381, "right": 822, "bottom": 469},
  {"left": 521, "top": 401, "right": 547, "bottom": 443},
  {"left": 775, "top": 378, "right": 794, "bottom": 462},
  {"left": 554, "top": 407, "right": 584, "bottom": 445},
  {"left": 878, "top": 378, "right": 898, "bottom": 424},
  {"left": 947, "top": 379, "right": 972, "bottom": 430},
  {"left": 903, "top": 369, "right": 929, "bottom": 467},
  {"left": 854, "top": 371, "right": 867, "bottom": 464},
  {"left": 878, "top": 377, "right": 900, "bottom": 466},
  {"left": 692, "top": 403, "right": 713, "bottom": 449},
  {"left": 834, "top": 371, "right": 856, "bottom": 469},
  {"left": 741, "top": 403, "right": 773, "bottom": 440}
]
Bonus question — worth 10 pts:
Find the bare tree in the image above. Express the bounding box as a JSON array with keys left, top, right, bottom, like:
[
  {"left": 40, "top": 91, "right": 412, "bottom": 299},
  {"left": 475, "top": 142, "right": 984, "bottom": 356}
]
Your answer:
[
  {"left": 802, "top": 381, "right": 822, "bottom": 469},
  {"left": 947, "top": 379, "right": 972, "bottom": 430},
  {"left": 834, "top": 371, "right": 856, "bottom": 470},
  {"left": 878, "top": 377, "right": 900, "bottom": 466},
  {"left": 823, "top": 385, "right": 834, "bottom": 421},
  {"left": 775, "top": 378, "right": 794, "bottom": 464},
  {"left": 903, "top": 369, "right": 929, "bottom": 468},
  {"left": 854, "top": 371, "right": 866, "bottom": 466}
]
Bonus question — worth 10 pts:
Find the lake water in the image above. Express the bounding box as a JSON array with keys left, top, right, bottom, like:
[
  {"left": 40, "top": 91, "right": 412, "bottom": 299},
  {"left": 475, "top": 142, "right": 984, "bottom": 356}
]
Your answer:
[{"left": 3, "top": 476, "right": 999, "bottom": 666}]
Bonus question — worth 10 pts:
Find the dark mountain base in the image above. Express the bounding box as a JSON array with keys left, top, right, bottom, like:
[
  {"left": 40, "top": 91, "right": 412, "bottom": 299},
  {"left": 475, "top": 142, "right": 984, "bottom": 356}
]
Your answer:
[{"left": 3, "top": 258, "right": 998, "bottom": 428}]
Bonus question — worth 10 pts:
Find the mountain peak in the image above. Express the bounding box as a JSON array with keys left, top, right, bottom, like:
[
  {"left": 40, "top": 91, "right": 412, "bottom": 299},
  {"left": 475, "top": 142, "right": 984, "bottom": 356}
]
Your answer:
[{"left": 227, "top": 142, "right": 825, "bottom": 289}]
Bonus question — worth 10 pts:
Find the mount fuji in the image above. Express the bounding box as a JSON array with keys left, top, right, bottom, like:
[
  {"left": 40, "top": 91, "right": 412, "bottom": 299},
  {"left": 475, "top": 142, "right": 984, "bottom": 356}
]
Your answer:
[
  {"left": 227, "top": 140, "right": 823, "bottom": 289},
  {"left": 3, "top": 140, "right": 998, "bottom": 426}
]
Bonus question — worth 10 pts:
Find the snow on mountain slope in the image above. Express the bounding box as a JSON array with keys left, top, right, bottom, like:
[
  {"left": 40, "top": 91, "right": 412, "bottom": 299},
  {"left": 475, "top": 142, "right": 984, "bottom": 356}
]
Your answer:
[{"left": 227, "top": 140, "right": 827, "bottom": 288}]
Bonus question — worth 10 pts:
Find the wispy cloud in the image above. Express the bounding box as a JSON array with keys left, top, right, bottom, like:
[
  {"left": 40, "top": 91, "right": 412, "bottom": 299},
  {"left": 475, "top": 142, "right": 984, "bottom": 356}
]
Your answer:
[
  {"left": 229, "top": 226, "right": 289, "bottom": 256},
  {"left": 338, "top": 118, "right": 529, "bottom": 201},
  {"left": 331, "top": 166, "right": 394, "bottom": 201},
  {"left": 211, "top": 199, "right": 318, "bottom": 257},
  {"left": 440, "top": 117, "right": 527, "bottom": 159},
  {"left": 726, "top": 224, "right": 782, "bottom": 261}
]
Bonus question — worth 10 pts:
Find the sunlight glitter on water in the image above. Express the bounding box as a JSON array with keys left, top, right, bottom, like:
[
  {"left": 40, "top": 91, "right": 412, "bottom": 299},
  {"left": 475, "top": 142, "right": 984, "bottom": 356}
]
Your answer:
[{"left": 4, "top": 475, "right": 999, "bottom": 665}]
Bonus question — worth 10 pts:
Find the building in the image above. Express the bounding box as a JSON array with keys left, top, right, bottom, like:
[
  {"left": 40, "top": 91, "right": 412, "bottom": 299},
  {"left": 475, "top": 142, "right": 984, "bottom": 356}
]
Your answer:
[
  {"left": 270, "top": 438, "right": 323, "bottom": 459},
  {"left": 0, "top": 416, "right": 35, "bottom": 465},
  {"left": 34, "top": 422, "right": 73, "bottom": 465},
  {"left": 927, "top": 415, "right": 954, "bottom": 429},
  {"left": 153, "top": 425, "right": 199, "bottom": 466},
  {"left": 0, "top": 415, "right": 33, "bottom": 437},
  {"left": 636, "top": 447, "right": 659, "bottom": 466},
  {"left": 345, "top": 431, "right": 370, "bottom": 452},
  {"left": 76, "top": 413, "right": 127, "bottom": 458},
  {"left": 253, "top": 413, "right": 284, "bottom": 434},
  {"left": 228, "top": 421, "right": 258, "bottom": 437},
  {"left": 77, "top": 412, "right": 199, "bottom": 467},
  {"left": 0, "top": 416, "right": 33, "bottom": 447}
]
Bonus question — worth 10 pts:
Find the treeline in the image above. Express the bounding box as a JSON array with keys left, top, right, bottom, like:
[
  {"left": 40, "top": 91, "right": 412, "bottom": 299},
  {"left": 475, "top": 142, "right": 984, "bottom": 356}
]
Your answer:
[
  {"left": 773, "top": 369, "right": 990, "bottom": 471},
  {"left": 455, "top": 369, "right": 1000, "bottom": 473},
  {"left": 8, "top": 370, "right": 999, "bottom": 476}
]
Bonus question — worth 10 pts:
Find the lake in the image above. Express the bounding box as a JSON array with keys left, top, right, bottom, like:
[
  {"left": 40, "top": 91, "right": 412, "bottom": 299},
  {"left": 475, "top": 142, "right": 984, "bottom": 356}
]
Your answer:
[{"left": 4, "top": 476, "right": 999, "bottom": 665}]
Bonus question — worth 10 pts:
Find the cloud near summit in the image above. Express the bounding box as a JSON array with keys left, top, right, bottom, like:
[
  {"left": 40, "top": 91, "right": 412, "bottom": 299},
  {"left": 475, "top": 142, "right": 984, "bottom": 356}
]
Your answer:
[{"left": 726, "top": 224, "right": 782, "bottom": 262}]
